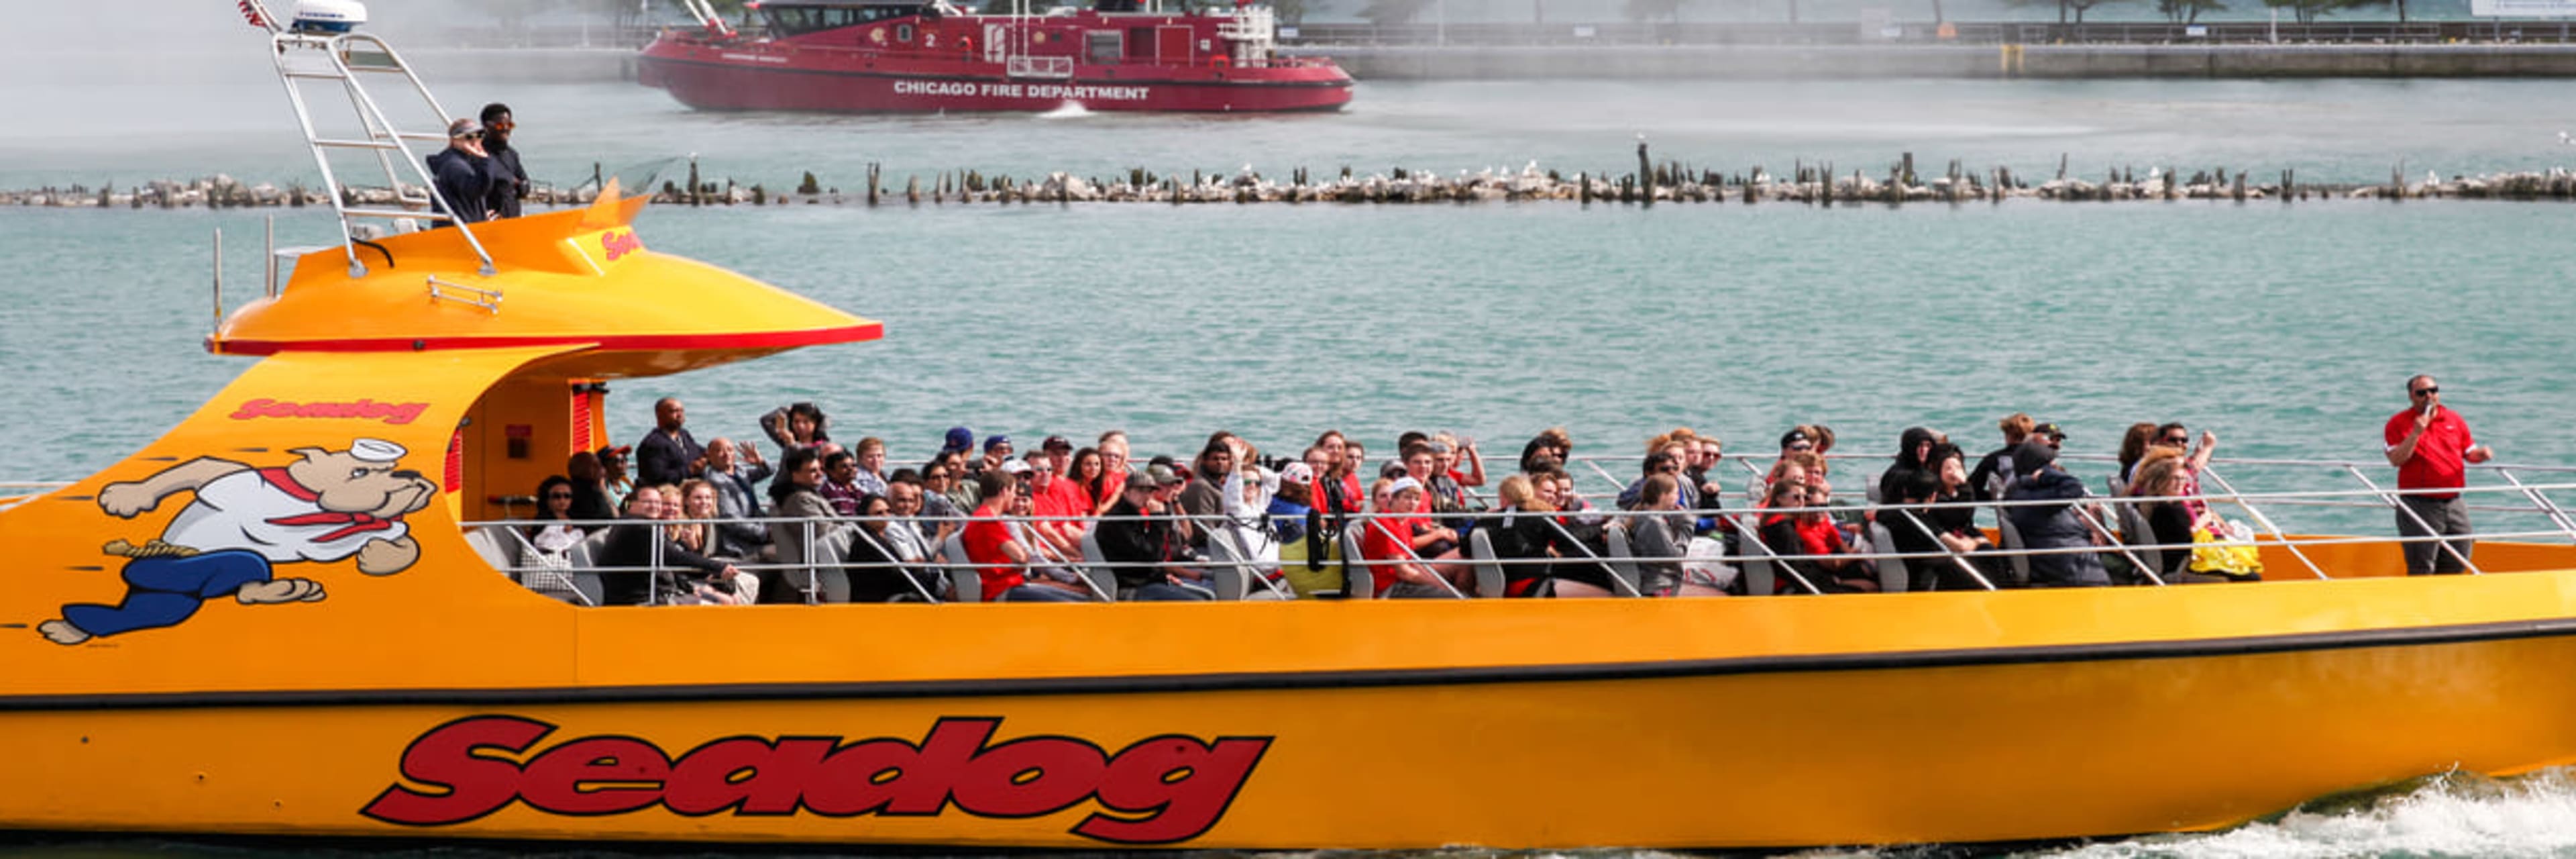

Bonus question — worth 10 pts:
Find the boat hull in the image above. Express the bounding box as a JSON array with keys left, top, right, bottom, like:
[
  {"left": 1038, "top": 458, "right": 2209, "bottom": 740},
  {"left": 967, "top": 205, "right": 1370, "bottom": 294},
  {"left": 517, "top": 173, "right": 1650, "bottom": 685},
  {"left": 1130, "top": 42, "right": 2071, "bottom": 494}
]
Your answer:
[
  {"left": 12, "top": 601, "right": 2576, "bottom": 849},
  {"left": 636, "top": 48, "right": 1352, "bottom": 114}
]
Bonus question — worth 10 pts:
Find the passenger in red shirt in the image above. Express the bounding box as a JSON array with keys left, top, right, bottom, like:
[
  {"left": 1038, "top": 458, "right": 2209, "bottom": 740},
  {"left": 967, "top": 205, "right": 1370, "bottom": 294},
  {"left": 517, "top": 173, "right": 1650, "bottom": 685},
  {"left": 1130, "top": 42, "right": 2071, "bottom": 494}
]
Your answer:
[
  {"left": 961, "top": 471, "right": 1086, "bottom": 602},
  {"left": 1358, "top": 478, "right": 1468, "bottom": 598},
  {"left": 1024, "top": 451, "right": 1092, "bottom": 552},
  {"left": 1309, "top": 430, "right": 1366, "bottom": 519},
  {"left": 2384, "top": 374, "right": 2494, "bottom": 575}
]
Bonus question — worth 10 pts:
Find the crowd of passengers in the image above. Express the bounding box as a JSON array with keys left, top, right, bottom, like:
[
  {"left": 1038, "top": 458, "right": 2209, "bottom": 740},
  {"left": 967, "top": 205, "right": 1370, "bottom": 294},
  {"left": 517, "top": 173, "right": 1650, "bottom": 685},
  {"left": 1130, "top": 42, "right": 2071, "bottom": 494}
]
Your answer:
[{"left": 506, "top": 398, "right": 2257, "bottom": 605}]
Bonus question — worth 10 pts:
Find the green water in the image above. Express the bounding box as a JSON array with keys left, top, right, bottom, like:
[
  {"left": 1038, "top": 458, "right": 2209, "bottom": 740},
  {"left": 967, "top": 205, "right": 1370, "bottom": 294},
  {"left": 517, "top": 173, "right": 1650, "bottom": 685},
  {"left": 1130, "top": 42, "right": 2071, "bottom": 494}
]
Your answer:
[{"left": 6, "top": 195, "right": 2574, "bottom": 538}]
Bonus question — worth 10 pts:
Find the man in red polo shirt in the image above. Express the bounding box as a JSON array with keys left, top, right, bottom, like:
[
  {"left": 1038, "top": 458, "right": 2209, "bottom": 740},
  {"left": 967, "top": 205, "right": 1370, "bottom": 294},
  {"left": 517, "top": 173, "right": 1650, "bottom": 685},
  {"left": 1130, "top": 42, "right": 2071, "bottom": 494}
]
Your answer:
[
  {"left": 1024, "top": 450, "right": 1091, "bottom": 554},
  {"left": 961, "top": 470, "right": 1086, "bottom": 602},
  {"left": 2384, "top": 374, "right": 2494, "bottom": 575}
]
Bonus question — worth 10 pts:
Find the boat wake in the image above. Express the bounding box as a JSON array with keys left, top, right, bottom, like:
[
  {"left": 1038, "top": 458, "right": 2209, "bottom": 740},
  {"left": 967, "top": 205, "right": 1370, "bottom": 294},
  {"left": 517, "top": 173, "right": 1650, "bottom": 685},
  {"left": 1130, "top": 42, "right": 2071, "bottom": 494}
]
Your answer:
[
  {"left": 1037, "top": 101, "right": 1094, "bottom": 119},
  {"left": 2031, "top": 767, "right": 2576, "bottom": 858}
]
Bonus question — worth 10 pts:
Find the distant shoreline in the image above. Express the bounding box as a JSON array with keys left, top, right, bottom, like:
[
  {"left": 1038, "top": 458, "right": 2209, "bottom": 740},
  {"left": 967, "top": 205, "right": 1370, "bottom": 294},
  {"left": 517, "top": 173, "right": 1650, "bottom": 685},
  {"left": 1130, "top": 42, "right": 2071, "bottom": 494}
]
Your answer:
[{"left": 1297, "top": 42, "right": 2576, "bottom": 78}]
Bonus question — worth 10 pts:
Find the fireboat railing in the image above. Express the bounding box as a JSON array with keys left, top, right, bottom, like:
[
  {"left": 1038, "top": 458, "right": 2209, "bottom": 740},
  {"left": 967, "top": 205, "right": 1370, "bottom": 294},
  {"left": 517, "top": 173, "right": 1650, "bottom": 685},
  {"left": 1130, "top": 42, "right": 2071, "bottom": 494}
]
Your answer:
[
  {"left": 455, "top": 476, "right": 2576, "bottom": 606},
  {"left": 749, "top": 39, "right": 1326, "bottom": 70}
]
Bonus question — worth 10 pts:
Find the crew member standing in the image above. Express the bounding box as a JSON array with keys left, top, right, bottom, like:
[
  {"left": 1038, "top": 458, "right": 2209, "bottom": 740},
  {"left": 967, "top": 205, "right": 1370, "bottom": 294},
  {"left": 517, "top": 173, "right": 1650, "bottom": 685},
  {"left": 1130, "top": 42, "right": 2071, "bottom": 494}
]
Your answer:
[
  {"left": 425, "top": 117, "right": 493, "bottom": 225},
  {"left": 479, "top": 103, "right": 528, "bottom": 219},
  {"left": 2384, "top": 374, "right": 2493, "bottom": 575}
]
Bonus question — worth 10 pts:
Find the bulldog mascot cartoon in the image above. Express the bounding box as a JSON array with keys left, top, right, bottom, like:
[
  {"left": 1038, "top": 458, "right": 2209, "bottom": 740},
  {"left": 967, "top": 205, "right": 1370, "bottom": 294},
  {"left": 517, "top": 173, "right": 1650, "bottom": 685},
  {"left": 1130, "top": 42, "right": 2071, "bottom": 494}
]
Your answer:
[{"left": 38, "top": 439, "right": 437, "bottom": 645}]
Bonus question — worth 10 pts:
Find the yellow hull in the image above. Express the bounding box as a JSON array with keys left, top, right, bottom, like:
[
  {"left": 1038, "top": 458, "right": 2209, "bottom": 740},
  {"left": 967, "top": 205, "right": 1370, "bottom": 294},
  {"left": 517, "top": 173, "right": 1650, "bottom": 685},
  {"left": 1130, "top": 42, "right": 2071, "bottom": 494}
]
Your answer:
[
  {"left": 11, "top": 192, "right": 2576, "bottom": 849},
  {"left": 11, "top": 566, "right": 2576, "bottom": 848}
]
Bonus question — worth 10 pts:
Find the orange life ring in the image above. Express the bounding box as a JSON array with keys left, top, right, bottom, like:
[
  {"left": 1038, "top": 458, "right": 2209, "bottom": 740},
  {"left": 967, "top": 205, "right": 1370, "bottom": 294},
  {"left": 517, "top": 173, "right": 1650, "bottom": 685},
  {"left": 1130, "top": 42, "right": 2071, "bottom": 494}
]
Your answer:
[
  {"left": 960, "top": 37, "right": 973, "bottom": 55},
  {"left": 1210, "top": 54, "right": 1230, "bottom": 69}
]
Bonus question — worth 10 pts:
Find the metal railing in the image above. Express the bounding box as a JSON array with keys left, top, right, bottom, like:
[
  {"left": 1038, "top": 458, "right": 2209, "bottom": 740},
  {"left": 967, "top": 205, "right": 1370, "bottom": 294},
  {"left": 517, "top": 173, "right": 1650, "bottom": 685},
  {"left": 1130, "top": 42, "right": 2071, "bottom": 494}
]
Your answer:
[{"left": 455, "top": 466, "right": 2576, "bottom": 607}]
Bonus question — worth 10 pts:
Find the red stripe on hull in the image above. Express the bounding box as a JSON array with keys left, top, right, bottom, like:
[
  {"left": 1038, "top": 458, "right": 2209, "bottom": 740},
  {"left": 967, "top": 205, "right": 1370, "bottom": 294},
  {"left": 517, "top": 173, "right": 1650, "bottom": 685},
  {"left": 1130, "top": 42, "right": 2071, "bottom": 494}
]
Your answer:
[
  {"left": 637, "top": 51, "right": 1351, "bottom": 113},
  {"left": 209, "top": 323, "right": 885, "bottom": 357}
]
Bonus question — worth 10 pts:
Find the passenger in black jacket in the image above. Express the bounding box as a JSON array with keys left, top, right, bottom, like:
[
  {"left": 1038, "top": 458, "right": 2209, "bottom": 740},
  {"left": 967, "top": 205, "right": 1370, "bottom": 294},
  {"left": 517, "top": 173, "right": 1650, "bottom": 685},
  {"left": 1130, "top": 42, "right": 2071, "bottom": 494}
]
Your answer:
[
  {"left": 1096, "top": 474, "right": 1212, "bottom": 601},
  {"left": 596, "top": 487, "right": 737, "bottom": 605},
  {"left": 478, "top": 103, "right": 528, "bottom": 219},
  {"left": 425, "top": 117, "right": 494, "bottom": 225}
]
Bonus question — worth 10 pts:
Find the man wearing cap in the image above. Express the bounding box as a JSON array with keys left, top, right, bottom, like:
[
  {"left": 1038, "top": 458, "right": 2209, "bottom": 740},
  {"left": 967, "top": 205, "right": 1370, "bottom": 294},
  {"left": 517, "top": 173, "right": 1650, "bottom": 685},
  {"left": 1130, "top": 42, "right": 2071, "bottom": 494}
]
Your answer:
[
  {"left": 425, "top": 117, "right": 495, "bottom": 225},
  {"left": 2001, "top": 438, "right": 2109, "bottom": 587},
  {"left": 1042, "top": 436, "right": 1075, "bottom": 477},
  {"left": 977, "top": 436, "right": 1015, "bottom": 478},
  {"left": 2386, "top": 374, "right": 2493, "bottom": 575},
  {"left": 477, "top": 103, "right": 527, "bottom": 220},
  {"left": 635, "top": 397, "right": 704, "bottom": 488},
  {"left": 1097, "top": 471, "right": 1214, "bottom": 601},
  {"left": 940, "top": 426, "right": 975, "bottom": 462},
  {"left": 1269, "top": 461, "right": 1316, "bottom": 544}
]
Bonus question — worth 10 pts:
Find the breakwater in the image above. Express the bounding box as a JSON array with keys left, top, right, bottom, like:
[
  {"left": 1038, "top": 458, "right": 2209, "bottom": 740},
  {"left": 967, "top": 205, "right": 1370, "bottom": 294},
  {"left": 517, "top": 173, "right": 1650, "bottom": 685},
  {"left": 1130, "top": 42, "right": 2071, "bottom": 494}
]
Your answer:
[
  {"left": 14, "top": 158, "right": 2576, "bottom": 210},
  {"left": 1292, "top": 42, "right": 2576, "bottom": 79}
]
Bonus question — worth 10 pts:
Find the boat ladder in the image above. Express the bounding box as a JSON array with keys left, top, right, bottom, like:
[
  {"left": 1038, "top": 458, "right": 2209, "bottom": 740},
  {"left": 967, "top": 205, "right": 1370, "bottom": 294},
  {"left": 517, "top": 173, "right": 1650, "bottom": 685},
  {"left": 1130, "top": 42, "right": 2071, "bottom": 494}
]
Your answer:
[{"left": 239, "top": 0, "right": 496, "bottom": 279}]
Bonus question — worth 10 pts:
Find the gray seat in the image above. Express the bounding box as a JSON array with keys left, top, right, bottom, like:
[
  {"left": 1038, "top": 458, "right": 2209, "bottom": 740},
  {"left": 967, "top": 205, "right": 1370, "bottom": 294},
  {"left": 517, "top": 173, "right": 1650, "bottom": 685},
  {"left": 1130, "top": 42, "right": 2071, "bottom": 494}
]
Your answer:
[
  {"left": 1739, "top": 553, "right": 1776, "bottom": 597},
  {"left": 1601, "top": 523, "right": 1645, "bottom": 597},
  {"left": 1865, "top": 521, "right": 1909, "bottom": 593},
  {"left": 464, "top": 525, "right": 517, "bottom": 577},
  {"left": 794, "top": 524, "right": 854, "bottom": 603},
  {"left": 2115, "top": 502, "right": 2168, "bottom": 582},
  {"left": 562, "top": 529, "right": 610, "bottom": 607},
  {"left": 1339, "top": 527, "right": 1373, "bottom": 599},
  {"left": 1994, "top": 512, "right": 2033, "bottom": 587},
  {"left": 1199, "top": 534, "right": 1263, "bottom": 600},
  {"left": 943, "top": 531, "right": 982, "bottom": 603},
  {"left": 1465, "top": 528, "right": 1504, "bottom": 599},
  {"left": 1075, "top": 530, "right": 1118, "bottom": 602}
]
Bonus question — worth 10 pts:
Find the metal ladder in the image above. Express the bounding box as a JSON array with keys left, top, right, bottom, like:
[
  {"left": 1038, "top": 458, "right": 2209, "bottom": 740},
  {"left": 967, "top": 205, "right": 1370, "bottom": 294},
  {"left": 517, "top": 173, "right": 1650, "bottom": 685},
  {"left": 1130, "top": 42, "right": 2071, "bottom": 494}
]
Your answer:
[{"left": 241, "top": 0, "right": 494, "bottom": 278}]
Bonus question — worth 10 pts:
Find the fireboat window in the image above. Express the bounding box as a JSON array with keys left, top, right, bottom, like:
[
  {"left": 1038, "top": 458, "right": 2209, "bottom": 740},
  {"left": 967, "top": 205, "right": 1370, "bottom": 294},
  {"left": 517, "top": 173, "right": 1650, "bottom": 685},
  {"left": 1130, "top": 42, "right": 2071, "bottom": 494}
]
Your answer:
[
  {"left": 763, "top": 4, "right": 928, "bottom": 36},
  {"left": 1087, "top": 31, "right": 1121, "bottom": 64}
]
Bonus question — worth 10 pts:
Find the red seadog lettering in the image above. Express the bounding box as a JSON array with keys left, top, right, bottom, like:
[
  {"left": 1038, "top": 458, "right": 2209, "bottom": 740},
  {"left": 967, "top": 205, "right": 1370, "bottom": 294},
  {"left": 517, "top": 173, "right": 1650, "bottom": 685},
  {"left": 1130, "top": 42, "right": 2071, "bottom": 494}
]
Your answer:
[
  {"left": 601, "top": 230, "right": 642, "bottom": 262},
  {"left": 360, "top": 715, "right": 1273, "bottom": 844},
  {"left": 227, "top": 398, "right": 429, "bottom": 425}
]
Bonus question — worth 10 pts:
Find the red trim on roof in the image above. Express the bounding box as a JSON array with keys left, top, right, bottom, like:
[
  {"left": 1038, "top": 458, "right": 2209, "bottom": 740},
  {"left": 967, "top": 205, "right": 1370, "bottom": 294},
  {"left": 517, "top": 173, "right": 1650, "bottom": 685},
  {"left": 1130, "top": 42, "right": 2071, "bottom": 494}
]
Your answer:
[{"left": 207, "top": 323, "right": 884, "bottom": 356}]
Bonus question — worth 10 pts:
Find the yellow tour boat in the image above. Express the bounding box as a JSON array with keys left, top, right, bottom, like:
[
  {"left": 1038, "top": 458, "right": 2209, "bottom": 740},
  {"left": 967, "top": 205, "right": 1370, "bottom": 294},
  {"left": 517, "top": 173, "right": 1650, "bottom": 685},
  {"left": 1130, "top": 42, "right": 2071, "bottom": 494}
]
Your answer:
[{"left": 8, "top": 0, "right": 2576, "bottom": 852}]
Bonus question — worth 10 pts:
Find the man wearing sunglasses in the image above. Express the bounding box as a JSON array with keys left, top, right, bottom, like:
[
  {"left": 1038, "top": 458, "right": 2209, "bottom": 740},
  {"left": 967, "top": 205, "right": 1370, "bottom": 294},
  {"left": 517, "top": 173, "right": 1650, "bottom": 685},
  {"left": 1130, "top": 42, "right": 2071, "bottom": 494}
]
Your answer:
[
  {"left": 426, "top": 117, "right": 495, "bottom": 225},
  {"left": 2385, "top": 374, "right": 2493, "bottom": 575}
]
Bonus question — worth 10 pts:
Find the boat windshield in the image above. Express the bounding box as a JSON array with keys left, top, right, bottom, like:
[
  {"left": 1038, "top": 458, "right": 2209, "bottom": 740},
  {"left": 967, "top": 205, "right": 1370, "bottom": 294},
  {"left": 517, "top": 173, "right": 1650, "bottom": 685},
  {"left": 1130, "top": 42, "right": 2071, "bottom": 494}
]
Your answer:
[{"left": 764, "top": 3, "right": 930, "bottom": 35}]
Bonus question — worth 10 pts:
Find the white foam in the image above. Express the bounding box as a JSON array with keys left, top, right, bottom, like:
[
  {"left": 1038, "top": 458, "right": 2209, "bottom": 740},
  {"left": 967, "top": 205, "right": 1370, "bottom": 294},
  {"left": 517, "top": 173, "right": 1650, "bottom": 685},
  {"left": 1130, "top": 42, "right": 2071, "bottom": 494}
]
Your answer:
[
  {"left": 2037, "top": 768, "right": 2576, "bottom": 859},
  {"left": 1036, "top": 101, "right": 1093, "bottom": 119}
]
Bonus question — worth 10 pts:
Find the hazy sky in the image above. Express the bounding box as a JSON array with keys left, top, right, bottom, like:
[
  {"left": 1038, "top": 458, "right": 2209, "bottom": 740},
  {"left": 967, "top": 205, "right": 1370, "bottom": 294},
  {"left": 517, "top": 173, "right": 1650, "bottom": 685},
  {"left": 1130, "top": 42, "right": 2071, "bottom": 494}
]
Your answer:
[{"left": 0, "top": 0, "right": 500, "bottom": 83}]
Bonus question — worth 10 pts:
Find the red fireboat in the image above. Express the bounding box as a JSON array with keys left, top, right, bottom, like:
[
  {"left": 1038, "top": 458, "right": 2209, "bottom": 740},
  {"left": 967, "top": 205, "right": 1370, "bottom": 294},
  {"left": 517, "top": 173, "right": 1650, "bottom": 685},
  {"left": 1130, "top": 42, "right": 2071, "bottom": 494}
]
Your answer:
[{"left": 637, "top": 0, "right": 1353, "bottom": 113}]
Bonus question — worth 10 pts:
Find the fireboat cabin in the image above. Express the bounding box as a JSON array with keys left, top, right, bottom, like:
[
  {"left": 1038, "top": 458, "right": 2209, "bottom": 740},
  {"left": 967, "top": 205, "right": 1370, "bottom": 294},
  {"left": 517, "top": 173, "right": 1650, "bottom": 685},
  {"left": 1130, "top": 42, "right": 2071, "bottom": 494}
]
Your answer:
[{"left": 636, "top": 0, "right": 1354, "bottom": 113}]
